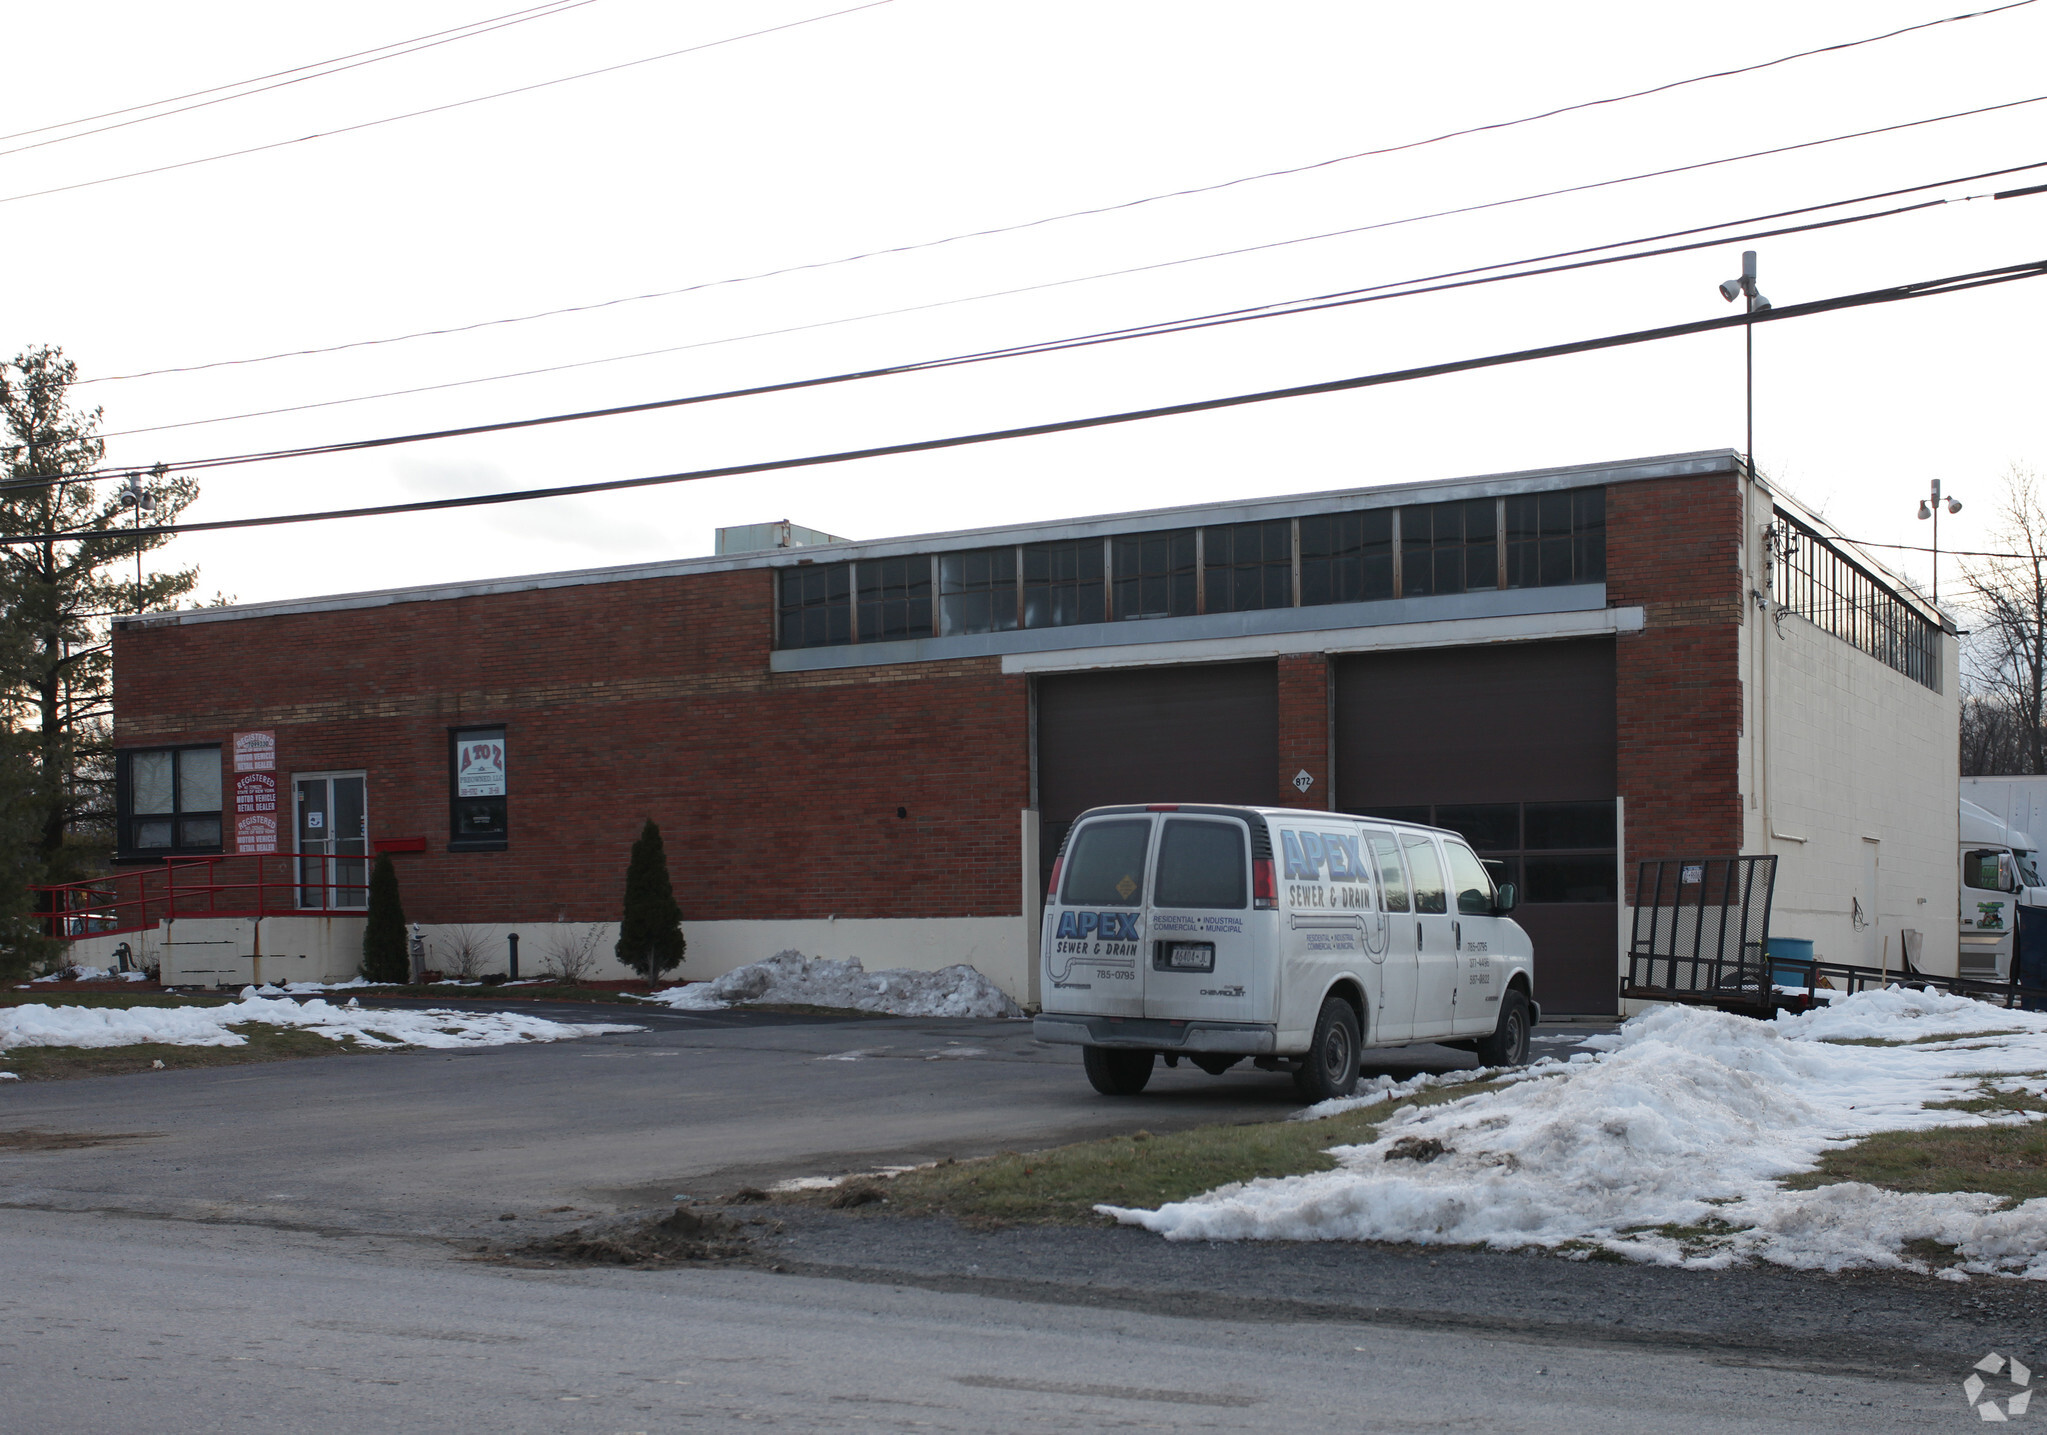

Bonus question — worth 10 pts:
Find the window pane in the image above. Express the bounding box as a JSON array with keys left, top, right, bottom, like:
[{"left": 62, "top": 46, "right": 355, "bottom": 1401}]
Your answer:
[
  {"left": 1300, "top": 510, "right": 1392, "bottom": 606},
  {"left": 1365, "top": 831, "right": 1409, "bottom": 913},
  {"left": 1401, "top": 833, "right": 1448, "bottom": 914},
  {"left": 939, "top": 548, "right": 1019, "bottom": 636},
  {"left": 1400, "top": 501, "right": 1492, "bottom": 597},
  {"left": 857, "top": 557, "right": 932, "bottom": 641},
  {"left": 179, "top": 816, "right": 222, "bottom": 848},
  {"left": 1525, "top": 855, "right": 1617, "bottom": 903},
  {"left": 1524, "top": 801, "right": 1617, "bottom": 850},
  {"left": 1113, "top": 530, "right": 1195, "bottom": 621},
  {"left": 1434, "top": 803, "right": 1518, "bottom": 852},
  {"left": 1152, "top": 820, "right": 1246, "bottom": 909},
  {"left": 132, "top": 751, "right": 174, "bottom": 814},
  {"left": 1964, "top": 850, "right": 2004, "bottom": 890},
  {"left": 777, "top": 564, "right": 851, "bottom": 648},
  {"left": 135, "top": 818, "right": 173, "bottom": 849},
  {"left": 178, "top": 748, "right": 222, "bottom": 814},
  {"left": 1023, "top": 541, "right": 1105, "bottom": 627},
  {"left": 1445, "top": 841, "right": 1494, "bottom": 915},
  {"left": 1060, "top": 819, "right": 1151, "bottom": 907},
  {"left": 1202, "top": 520, "right": 1291, "bottom": 614}
]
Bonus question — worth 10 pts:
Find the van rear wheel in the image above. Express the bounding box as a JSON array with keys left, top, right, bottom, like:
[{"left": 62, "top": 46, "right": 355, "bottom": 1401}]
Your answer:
[
  {"left": 1082, "top": 1046, "right": 1155, "bottom": 1095},
  {"left": 1293, "top": 997, "right": 1361, "bottom": 1103},
  {"left": 1475, "top": 990, "right": 1531, "bottom": 1067}
]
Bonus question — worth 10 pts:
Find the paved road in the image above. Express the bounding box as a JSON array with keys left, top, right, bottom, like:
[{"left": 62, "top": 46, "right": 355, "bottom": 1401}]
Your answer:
[
  {"left": 16, "top": 1007, "right": 2016, "bottom": 1432},
  {"left": 0, "top": 1208, "right": 1962, "bottom": 1435},
  {"left": 0, "top": 1004, "right": 1578, "bottom": 1242}
]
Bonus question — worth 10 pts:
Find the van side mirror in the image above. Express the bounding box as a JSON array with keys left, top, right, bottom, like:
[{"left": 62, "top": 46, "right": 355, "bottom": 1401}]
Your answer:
[{"left": 1493, "top": 882, "right": 1518, "bottom": 914}]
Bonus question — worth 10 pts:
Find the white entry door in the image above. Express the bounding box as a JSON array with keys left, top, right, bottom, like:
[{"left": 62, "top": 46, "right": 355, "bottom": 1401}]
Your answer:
[{"left": 296, "top": 773, "right": 368, "bottom": 910}]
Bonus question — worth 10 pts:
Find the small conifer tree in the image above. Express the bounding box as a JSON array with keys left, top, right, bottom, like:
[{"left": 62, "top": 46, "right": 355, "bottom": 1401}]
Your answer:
[
  {"left": 360, "top": 852, "right": 410, "bottom": 983},
  {"left": 616, "top": 818, "right": 685, "bottom": 982}
]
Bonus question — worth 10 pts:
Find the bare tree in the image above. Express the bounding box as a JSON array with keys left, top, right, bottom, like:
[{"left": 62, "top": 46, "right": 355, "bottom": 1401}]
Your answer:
[
  {"left": 1961, "top": 689, "right": 2025, "bottom": 776},
  {"left": 435, "top": 925, "right": 491, "bottom": 981},
  {"left": 542, "top": 923, "right": 606, "bottom": 983},
  {"left": 1961, "top": 466, "right": 2047, "bottom": 775}
]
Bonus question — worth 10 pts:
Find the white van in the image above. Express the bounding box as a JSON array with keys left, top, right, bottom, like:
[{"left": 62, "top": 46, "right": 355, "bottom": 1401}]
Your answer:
[{"left": 1033, "top": 804, "right": 1538, "bottom": 1100}]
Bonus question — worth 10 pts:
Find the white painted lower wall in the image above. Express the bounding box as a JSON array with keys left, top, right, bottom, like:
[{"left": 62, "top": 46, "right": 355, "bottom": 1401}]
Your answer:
[{"left": 57, "top": 914, "right": 1034, "bottom": 1002}]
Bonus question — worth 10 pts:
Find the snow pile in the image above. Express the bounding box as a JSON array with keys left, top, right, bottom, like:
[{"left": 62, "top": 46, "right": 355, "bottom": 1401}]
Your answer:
[
  {"left": 1103, "top": 987, "right": 2047, "bottom": 1277},
  {"left": 0, "top": 988, "right": 641, "bottom": 1052},
  {"left": 648, "top": 951, "right": 1022, "bottom": 1019},
  {"left": 31, "top": 965, "right": 123, "bottom": 984}
]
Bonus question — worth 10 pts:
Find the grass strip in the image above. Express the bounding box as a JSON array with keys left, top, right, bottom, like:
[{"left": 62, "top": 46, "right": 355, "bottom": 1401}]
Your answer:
[
  {"left": 1, "top": 991, "right": 233, "bottom": 1010},
  {"left": 1783, "top": 1081, "right": 2047, "bottom": 1206},
  {"left": 0, "top": 1024, "right": 381, "bottom": 1081},
  {"left": 803, "top": 1081, "right": 1499, "bottom": 1227}
]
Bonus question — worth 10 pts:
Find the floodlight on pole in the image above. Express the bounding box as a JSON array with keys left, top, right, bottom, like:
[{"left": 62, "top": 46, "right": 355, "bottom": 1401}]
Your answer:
[
  {"left": 1718, "top": 250, "right": 1771, "bottom": 480},
  {"left": 1916, "top": 479, "right": 1960, "bottom": 603}
]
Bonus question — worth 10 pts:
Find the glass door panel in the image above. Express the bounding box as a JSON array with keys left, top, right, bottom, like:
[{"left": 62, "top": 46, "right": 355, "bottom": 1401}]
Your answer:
[{"left": 296, "top": 774, "right": 367, "bottom": 910}]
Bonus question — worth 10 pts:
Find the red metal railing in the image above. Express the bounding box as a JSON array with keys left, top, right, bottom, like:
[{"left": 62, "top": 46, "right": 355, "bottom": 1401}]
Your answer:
[{"left": 33, "top": 853, "right": 372, "bottom": 939}]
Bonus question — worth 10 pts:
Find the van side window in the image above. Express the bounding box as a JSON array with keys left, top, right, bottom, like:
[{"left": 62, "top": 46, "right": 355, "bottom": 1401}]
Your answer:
[
  {"left": 1401, "top": 833, "right": 1449, "bottom": 915},
  {"left": 1365, "top": 832, "right": 1409, "bottom": 913},
  {"left": 1445, "top": 840, "right": 1495, "bottom": 915},
  {"left": 1153, "top": 820, "right": 1247, "bottom": 909},
  {"left": 1060, "top": 819, "right": 1152, "bottom": 907}
]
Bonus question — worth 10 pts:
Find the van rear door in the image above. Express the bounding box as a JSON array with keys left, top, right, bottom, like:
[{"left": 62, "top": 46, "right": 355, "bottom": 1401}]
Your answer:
[
  {"left": 1144, "top": 814, "right": 1264, "bottom": 1025},
  {"left": 1044, "top": 813, "right": 1153, "bottom": 1014}
]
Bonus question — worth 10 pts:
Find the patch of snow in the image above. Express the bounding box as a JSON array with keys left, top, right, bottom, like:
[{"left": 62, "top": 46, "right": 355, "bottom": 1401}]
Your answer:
[
  {"left": 0, "top": 1071, "right": 16, "bottom": 1081},
  {"left": 0, "top": 987, "right": 641, "bottom": 1053},
  {"left": 768, "top": 1163, "right": 928, "bottom": 1193},
  {"left": 1101, "top": 987, "right": 2047, "bottom": 1278},
  {"left": 1291, "top": 1067, "right": 1528, "bottom": 1122},
  {"left": 644, "top": 951, "right": 1022, "bottom": 1019}
]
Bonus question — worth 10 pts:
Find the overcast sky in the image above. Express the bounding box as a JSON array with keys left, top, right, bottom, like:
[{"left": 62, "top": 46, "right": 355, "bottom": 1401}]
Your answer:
[{"left": 5, "top": 0, "right": 2044, "bottom": 610}]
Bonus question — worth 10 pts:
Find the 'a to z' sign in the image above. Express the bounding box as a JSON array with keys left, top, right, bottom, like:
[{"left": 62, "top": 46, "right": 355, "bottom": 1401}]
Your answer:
[{"left": 457, "top": 738, "right": 506, "bottom": 797}]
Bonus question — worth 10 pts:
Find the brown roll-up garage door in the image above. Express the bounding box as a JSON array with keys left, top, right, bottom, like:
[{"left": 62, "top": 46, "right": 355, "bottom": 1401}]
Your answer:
[
  {"left": 1036, "top": 661, "right": 1277, "bottom": 891},
  {"left": 1335, "top": 638, "right": 1618, "bottom": 1014}
]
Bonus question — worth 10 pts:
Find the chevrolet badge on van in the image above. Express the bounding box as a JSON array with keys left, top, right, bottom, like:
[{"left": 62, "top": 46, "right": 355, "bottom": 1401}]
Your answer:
[{"left": 1033, "top": 804, "right": 1538, "bottom": 1100}]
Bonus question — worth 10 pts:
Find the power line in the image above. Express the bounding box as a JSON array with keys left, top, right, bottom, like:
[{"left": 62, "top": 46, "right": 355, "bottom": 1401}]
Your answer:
[
  {"left": 0, "top": 0, "right": 596, "bottom": 144},
  {"left": 0, "top": 0, "right": 898, "bottom": 207},
  {"left": 0, "top": 1, "right": 601, "bottom": 161},
  {"left": 35, "top": 256, "right": 2047, "bottom": 548},
  {"left": 75, "top": 186, "right": 1983, "bottom": 475},
  {"left": 88, "top": 140, "right": 2047, "bottom": 443},
  {"left": 29, "top": 177, "right": 2006, "bottom": 487},
  {"left": 76, "top": 65, "right": 2047, "bottom": 391}
]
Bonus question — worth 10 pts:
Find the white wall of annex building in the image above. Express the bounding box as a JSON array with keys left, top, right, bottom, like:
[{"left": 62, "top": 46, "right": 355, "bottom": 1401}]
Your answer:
[{"left": 1738, "top": 481, "right": 1960, "bottom": 977}]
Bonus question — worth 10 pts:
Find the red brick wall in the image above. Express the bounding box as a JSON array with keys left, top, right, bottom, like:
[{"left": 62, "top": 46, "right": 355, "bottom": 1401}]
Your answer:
[
  {"left": 1607, "top": 474, "right": 1746, "bottom": 862},
  {"left": 114, "top": 570, "right": 1031, "bottom": 923},
  {"left": 1274, "top": 654, "right": 1329, "bottom": 809}
]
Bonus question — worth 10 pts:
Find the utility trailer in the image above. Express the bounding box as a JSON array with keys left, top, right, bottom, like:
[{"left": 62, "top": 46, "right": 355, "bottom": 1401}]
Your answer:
[{"left": 1622, "top": 856, "right": 2047, "bottom": 1016}]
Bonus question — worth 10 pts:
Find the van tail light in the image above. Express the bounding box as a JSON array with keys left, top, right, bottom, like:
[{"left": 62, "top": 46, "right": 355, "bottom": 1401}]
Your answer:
[
  {"left": 1252, "top": 858, "right": 1277, "bottom": 909},
  {"left": 1047, "top": 856, "right": 1064, "bottom": 900}
]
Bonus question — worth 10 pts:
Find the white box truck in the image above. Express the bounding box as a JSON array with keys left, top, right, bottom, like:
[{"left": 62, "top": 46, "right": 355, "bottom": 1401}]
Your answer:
[
  {"left": 1033, "top": 804, "right": 1537, "bottom": 1102},
  {"left": 1957, "top": 791, "right": 2047, "bottom": 979}
]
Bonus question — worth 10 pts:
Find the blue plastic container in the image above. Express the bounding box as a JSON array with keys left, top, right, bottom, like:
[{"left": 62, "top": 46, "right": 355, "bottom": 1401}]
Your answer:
[{"left": 1768, "top": 937, "right": 1816, "bottom": 987}]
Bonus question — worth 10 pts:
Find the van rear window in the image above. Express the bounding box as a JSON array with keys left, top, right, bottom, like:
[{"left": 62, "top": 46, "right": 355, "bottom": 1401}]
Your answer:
[
  {"left": 1153, "top": 820, "right": 1246, "bottom": 909},
  {"left": 1060, "top": 819, "right": 1151, "bottom": 907}
]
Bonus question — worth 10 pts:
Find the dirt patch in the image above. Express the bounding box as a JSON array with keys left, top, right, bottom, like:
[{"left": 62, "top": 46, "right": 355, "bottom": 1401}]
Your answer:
[
  {"left": 0, "top": 1128, "right": 160, "bottom": 1152},
  {"left": 508, "top": 1206, "right": 755, "bottom": 1266}
]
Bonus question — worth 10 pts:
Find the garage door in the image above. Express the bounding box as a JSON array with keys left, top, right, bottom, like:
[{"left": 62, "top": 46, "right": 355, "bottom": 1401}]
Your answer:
[
  {"left": 1035, "top": 661, "right": 1277, "bottom": 892},
  {"left": 1334, "top": 638, "right": 1618, "bottom": 1014}
]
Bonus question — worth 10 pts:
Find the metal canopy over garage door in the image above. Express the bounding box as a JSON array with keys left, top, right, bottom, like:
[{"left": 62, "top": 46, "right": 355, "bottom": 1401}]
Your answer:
[
  {"left": 1335, "top": 638, "right": 1619, "bottom": 1014},
  {"left": 1035, "top": 661, "right": 1277, "bottom": 891}
]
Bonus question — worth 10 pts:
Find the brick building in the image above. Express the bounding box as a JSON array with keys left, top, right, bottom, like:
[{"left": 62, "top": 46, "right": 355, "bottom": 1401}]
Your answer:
[{"left": 93, "top": 449, "right": 1958, "bottom": 1012}]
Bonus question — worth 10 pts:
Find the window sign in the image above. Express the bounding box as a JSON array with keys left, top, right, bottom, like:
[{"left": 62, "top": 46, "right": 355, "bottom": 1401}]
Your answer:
[
  {"left": 450, "top": 727, "right": 509, "bottom": 848},
  {"left": 233, "top": 730, "right": 276, "bottom": 772},
  {"left": 456, "top": 736, "right": 506, "bottom": 797}
]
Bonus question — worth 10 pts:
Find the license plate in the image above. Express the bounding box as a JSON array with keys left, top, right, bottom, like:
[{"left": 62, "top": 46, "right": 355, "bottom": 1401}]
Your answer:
[{"left": 1164, "top": 942, "right": 1214, "bottom": 972}]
